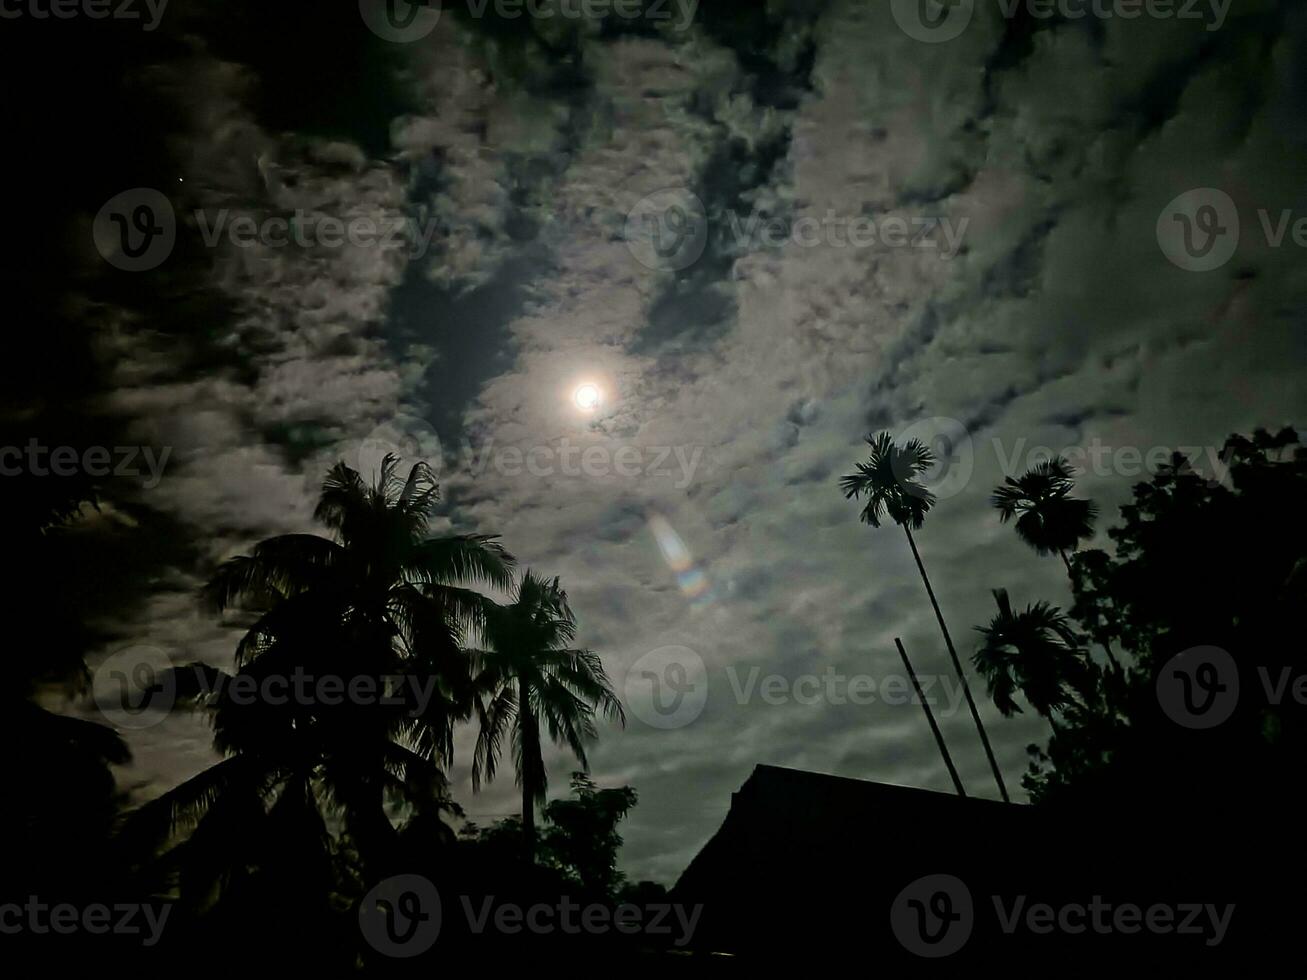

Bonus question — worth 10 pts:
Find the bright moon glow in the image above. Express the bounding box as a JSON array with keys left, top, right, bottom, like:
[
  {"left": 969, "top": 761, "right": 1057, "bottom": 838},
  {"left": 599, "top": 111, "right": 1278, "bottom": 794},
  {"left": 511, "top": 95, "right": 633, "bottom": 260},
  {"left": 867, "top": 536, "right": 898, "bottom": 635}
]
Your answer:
[{"left": 573, "top": 383, "right": 601, "bottom": 411}]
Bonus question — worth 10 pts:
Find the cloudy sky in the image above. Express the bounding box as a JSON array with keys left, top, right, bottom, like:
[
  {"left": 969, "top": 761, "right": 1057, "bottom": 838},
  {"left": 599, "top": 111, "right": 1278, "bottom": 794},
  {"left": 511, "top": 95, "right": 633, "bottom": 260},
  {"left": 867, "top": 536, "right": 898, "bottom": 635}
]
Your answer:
[{"left": 16, "top": 0, "right": 1307, "bottom": 883}]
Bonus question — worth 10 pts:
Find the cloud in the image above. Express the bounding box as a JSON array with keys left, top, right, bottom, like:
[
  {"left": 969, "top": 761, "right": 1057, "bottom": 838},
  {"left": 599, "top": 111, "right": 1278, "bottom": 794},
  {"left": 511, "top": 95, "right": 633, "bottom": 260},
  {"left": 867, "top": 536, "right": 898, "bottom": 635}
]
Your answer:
[{"left": 53, "top": 0, "right": 1307, "bottom": 886}]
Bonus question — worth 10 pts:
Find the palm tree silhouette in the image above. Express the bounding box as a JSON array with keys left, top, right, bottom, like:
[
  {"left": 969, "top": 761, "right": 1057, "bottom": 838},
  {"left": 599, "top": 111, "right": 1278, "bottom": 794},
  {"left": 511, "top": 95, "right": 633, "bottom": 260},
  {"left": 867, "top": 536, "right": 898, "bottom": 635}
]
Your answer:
[
  {"left": 840, "top": 432, "right": 1010, "bottom": 802},
  {"left": 470, "top": 571, "right": 625, "bottom": 861},
  {"left": 131, "top": 455, "right": 514, "bottom": 895},
  {"left": 992, "top": 456, "right": 1119, "bottom": 668},
  {"left": 992, "top": 456, "right": 1098, "bottom": 576},
  {"left": 972, "top": 589, "right": 1090, "bottom": 719}
]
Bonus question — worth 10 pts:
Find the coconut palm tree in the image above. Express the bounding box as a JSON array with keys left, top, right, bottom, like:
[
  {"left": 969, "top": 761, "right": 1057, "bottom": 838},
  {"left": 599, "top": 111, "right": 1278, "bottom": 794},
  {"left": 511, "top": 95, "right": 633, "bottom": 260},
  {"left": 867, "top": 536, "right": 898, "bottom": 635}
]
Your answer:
[
  {"left": 129, "top": 455, "right": 514, "bottom": 900},
  {"left": 840, "top": 432, "right": 1009, "bottom": 802},
  {"left": 992, "top": 456, "right": 1098, "bottom": 576},
  {"left": 992, "top": 456, "right": 1119, "bottom": 668},
  {"left": 470, "top": 571, "right": 625, "bottom": 860},
  {"left": 973, "top": 589, "right": 1090, "bottom": 719}
]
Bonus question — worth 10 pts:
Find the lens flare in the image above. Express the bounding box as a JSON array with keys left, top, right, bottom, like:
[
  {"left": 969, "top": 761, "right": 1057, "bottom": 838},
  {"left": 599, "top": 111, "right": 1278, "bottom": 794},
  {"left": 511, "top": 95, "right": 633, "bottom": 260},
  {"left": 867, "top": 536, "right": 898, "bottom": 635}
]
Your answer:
[{"left": 648, "top": 513, "right": 714, "bottom": 605}]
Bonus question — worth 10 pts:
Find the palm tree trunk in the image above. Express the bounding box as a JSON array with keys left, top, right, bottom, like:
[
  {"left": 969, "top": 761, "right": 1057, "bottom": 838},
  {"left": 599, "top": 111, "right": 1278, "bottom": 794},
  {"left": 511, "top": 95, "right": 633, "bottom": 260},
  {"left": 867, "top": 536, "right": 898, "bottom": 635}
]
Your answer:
[
  {"left": 1059, "top": 548, "right": 1074, "bottom": 577},
  {"left": 519, "top": 676, "right": 537, "bottom": 863},
  {"left": 1060, "top": 548, "right": 1122, "bottom": 671},
  {"left": 902, "top": 525, "right": 1010, "bottom": 803}
]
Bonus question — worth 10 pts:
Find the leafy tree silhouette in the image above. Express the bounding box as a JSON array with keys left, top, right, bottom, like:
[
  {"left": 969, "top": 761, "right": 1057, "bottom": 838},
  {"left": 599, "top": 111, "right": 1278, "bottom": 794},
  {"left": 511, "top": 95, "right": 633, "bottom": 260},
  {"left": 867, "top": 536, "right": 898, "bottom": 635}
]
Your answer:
[
  {"left": 128, "top": 456, "right": 513, "bottom": 911},
  {"left": 470, "top": 572, "right": 625, "bottom": 861},
  {"left": 973, "top": 588, "right": 1092, "bottom": 719},
  {"left": 1018, "top": 428, "right": 1306, "bottom": 807}
]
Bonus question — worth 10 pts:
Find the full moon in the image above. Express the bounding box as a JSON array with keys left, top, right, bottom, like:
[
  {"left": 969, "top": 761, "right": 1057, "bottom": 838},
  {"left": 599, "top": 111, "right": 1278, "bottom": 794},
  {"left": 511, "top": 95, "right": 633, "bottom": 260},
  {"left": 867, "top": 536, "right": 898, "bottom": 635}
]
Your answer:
[{"left": 573, "top": 383, "right": 601, "bottom": 411}]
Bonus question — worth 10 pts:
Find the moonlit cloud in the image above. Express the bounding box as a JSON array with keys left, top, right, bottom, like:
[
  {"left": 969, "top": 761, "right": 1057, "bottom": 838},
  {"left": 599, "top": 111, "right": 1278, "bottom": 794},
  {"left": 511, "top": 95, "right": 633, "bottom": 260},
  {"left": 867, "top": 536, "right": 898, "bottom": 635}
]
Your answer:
[{"left": 51, "top": 0, "right": 1307, "bottom": 884}]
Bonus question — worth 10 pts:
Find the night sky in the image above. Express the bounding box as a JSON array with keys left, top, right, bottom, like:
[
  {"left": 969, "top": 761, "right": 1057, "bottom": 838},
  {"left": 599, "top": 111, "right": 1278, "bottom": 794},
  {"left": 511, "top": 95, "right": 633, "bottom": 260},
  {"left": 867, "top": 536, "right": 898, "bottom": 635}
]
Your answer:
[{"left": 10, "top": 0, "right": 1307, "bottom": 884}]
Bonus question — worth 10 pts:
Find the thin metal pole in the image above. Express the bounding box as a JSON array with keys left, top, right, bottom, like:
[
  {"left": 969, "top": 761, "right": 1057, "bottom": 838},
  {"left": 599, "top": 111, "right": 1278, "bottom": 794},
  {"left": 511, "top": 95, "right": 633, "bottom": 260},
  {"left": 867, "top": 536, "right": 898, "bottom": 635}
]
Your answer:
[
  {"left": 895, "top": 636, "right": 967, "bottom": 798},
  {"left": 902, "top": 525, "right": 1009, "bottom": 801}
]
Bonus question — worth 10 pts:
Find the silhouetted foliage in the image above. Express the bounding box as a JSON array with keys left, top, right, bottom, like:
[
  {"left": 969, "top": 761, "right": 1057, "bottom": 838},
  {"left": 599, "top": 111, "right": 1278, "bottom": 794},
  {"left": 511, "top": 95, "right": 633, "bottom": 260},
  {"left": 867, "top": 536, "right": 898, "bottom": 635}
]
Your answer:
[
  {"left": 994, "top": 428, "right": 1307, "bottom": 808},
  {"left": 469, "top": 572, "right": 625, "bottom": 857},
  {"left": 129, "top": 456, "right": 514, "bottom": 913}
]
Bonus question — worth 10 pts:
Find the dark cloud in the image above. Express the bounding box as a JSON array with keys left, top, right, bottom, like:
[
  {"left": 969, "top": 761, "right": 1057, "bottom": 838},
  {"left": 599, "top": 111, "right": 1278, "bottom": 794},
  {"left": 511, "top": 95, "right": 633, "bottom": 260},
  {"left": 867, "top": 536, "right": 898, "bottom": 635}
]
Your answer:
[{"left": 11, "top": 0, "right": 1307, "bottom": 885}]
